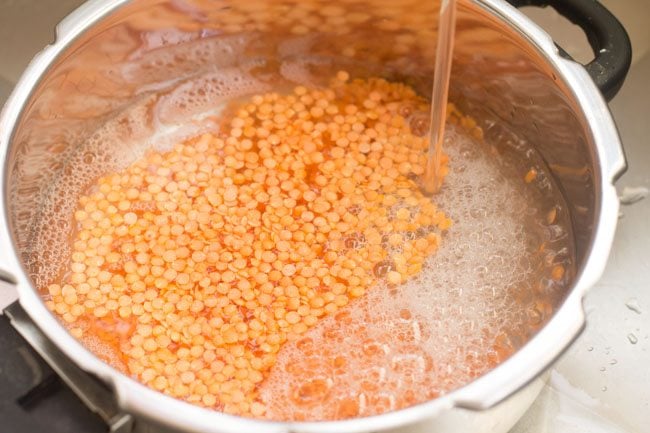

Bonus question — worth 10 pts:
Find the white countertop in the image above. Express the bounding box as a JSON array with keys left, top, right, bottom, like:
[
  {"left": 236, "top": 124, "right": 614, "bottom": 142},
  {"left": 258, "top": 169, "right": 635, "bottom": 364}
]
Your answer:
[{"left": 1, "top": 1, "right": 649, "bottom": 432}]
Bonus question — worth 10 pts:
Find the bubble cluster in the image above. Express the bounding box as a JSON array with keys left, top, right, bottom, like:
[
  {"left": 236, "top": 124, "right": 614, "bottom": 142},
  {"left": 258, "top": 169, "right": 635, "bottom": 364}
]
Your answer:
[
  {"left": 122, "top": 34, "right": 253, "bottom": 89},
  {"left": 258, "top": 126, "right": 574, "bottom": 420}
]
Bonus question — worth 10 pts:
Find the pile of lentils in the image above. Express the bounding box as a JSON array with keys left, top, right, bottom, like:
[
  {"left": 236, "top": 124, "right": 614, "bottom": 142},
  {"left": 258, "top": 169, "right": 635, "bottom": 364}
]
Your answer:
[{"left": 45, "top": 72, "right": 451, "bottom": 416}]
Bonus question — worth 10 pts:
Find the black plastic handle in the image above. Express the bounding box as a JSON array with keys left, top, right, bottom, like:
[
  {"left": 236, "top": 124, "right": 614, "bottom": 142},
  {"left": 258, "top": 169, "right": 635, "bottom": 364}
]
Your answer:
[{"left": 508, "top": 0, "right": 632, "bottom": 101}]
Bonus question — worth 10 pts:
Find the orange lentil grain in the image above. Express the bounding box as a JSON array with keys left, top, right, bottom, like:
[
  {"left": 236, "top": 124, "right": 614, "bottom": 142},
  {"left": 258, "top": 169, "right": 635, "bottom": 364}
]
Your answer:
[{"left": 45, "top": 74, "right": 451, "bottom": 418}]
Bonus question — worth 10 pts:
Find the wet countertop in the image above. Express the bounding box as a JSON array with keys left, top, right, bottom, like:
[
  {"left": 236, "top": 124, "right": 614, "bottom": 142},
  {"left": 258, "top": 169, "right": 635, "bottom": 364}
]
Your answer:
[{"left": 1, "top": 1, "right": 649, "bottom": 432}]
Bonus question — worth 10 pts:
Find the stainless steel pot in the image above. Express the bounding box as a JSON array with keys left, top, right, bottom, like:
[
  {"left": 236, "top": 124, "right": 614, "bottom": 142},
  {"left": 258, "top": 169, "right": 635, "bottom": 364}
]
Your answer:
[{"left": 0, "top": 0, "right": 631, "bottom": 432}]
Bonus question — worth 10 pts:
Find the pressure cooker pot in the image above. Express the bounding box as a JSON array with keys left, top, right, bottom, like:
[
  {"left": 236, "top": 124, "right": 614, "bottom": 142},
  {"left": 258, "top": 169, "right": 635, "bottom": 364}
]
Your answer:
[{"left": 0, "top": 0, "right": 631, "bottom": 432}]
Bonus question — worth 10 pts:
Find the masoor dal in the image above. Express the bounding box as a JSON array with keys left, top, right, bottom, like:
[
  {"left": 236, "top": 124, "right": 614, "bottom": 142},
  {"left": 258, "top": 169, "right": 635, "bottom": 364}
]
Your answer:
[{"left": 45, "top": 73, "right": 463, "bottom": 416}]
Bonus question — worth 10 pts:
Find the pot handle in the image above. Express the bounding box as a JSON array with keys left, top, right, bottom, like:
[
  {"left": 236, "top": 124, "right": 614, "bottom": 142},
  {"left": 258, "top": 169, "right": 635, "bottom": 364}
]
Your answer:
[{"left": 507, "top": 0, "right": 632, "bottom": 101}]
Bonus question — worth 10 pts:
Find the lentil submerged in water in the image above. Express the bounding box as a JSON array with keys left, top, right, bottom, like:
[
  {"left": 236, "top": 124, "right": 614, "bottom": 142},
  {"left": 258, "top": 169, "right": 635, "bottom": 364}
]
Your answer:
[
  {"left": 44, "top": 71, "right": 573, "bottom": 420},
  {"left": 46, "top": 74, "right": 454, "bottom": 417}
]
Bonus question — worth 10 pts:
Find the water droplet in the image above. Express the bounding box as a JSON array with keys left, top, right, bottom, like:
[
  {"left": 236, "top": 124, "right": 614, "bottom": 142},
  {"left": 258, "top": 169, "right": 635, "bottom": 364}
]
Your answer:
[
  {"left": 600, "top": 366, "right": 606, "bottom": 372},
  {"left": 602, "top": 386, "right": 607, "bottom": 392},
  {"left": 625, "top": 298, "right": 642, "bottom": 314},
  {"left": 587, "top": 346, "right": 594, "bottom": 352},
  {"left": 628, "top": 333, "right": 638, "bottom": 344},
  {"left": 609, "top": 359, "right": 618, "bottom": 365}
]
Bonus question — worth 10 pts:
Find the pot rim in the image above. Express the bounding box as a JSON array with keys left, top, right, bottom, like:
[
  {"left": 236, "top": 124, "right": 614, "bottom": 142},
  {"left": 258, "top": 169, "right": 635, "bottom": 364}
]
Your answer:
[{"left": 0, "top": 0, "right": 626, "bottom": 432}]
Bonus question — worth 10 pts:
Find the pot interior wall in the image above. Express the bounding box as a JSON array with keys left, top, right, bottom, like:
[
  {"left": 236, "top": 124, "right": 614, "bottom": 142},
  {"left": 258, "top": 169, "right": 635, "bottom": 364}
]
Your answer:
[{"left": 6, "top": 0, "right": 594, "bottom": 316}]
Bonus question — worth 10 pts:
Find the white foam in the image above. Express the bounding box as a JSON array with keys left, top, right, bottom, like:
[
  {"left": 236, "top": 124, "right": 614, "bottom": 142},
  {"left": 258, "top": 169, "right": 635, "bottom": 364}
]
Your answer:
[
  {"left": 122, "top": 34, "right": 252, "bottom": 89},
  {"left": 155, "top": 67, "right": 268, "bottom": 124}
]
